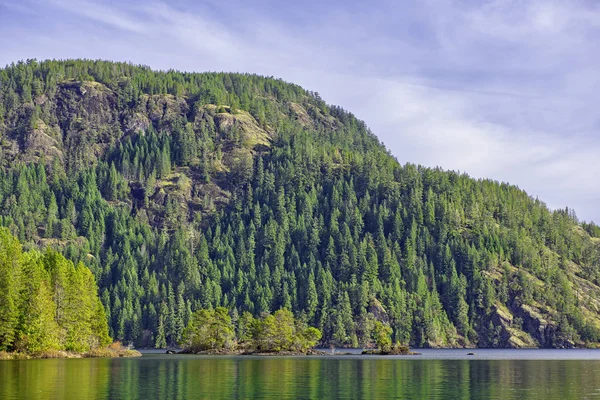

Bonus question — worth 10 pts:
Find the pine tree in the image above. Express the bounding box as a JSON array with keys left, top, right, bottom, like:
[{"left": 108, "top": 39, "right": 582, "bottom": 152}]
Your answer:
[
  {"left": 306, "top": 272, "right": 318, "bottom": 321},
  {"left": 0, "top": 228, "right": 23, "bottom": 351},
  {"left": 15, "top": 253, "right": 60, "bottom": 353},
  {"left": 155, "top": 315, "right": 167, "bottom": 349}
]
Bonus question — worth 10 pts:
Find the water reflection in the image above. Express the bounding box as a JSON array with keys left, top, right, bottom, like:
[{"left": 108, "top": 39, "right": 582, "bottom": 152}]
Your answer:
[{"left": 2, "top": 355, "right": 600, "bottom": 399}]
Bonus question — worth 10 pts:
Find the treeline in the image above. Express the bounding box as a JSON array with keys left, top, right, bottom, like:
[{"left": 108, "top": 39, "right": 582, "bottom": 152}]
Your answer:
[
  {"left": 180, "top": 307, "right": 321, "bottom": 353},
  {"left": 0, "top": 60, "right": 599, "bottom": 349},
  {"left": 0, "top": 59, "right": 324, "bottom": 137},
  {"left": 0, "top": 228, "right": 111, "bottom": 354}
]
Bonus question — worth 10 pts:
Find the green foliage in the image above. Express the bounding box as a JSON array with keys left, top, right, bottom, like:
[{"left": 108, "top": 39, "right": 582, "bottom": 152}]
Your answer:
[
  {"left": 373, "top": 321, "right": 393, "bottom": 353},
  {"left": 582, "top": 222, "right": 600, "bottom": 238},
  {"left": 0, "top": 229, "right": 23, "bottom": 351},
  {"left": 253, "top": 309, "right": 297, "bottom": 352},
  {"left": 180, "top": 307, "right": 235, "bottom": 351},
  {"left": 180, "top": 307, "right": 321, "bottom": 353},
  {"left": 14, "top": 253, "right": 60, "bottom": 353},
  {"left": 155, "top": 315, "right": 167, "bottom": 349},
  {"left": 0, "top": 228, "right": 111, "bottom": 353},
  {"left": 245, "top": 308, "right": 323, "bottom": 352},
  {"left": 299, "top": 327, "right": 323, "bottom": 351},
  {"left": 235, "top": 311, "right": 253, "bottom": 343},
  {"left": 0, "top": 60, "right": 599, "bottom": 349}
]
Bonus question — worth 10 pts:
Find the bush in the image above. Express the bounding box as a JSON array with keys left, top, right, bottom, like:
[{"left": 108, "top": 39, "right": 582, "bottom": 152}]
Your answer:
[
  {"left": 373, "top": 321, "right": 392, "bottom": 353},
  {"left": 180, "top": 307, "right": 322, "bottom": 354},
  {"left": 179, "top": 307, "right": 235, "bottom": 352}
]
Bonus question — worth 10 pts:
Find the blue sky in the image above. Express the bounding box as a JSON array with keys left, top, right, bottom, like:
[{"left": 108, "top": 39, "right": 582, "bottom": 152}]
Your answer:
[{"left": 1, "top": 0, "right": 599, "bottom": 222}]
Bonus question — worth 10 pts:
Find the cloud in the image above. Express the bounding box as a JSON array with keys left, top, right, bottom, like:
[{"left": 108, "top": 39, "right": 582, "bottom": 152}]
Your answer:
[
  {"left": 346, "top": 76, "right": 600, "bottom": 216},
  {"left": 1, "top": 0, "right": 599, "bottom": 221},
  {"left": 46, "top": 0, "right": 147, "bottom": 33}
]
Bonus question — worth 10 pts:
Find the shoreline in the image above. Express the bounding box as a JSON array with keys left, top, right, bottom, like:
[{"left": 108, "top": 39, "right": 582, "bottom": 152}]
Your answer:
[
  {"left": 156, "top": 346, "right": 600, "bottom": 358},
  {"left": 0, "top": 348, "right": 142, "bottom": 361},
  {"left": 5, "top": 347, "right": 600, "bottom": 361},
  {"left": 176, "top": 348, "right": 331, "bottom": 356}
]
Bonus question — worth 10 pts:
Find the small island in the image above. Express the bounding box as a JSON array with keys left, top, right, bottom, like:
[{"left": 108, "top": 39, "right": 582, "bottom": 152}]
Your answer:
[
  {"left": 178, "top": 307, "right": 322, "bottom": 355},
  {"left": 175, "top": 306, "right": 415, "bottom": 356},
  {"left": 360, "top": 321, "right": 416, "bottom": 355}
]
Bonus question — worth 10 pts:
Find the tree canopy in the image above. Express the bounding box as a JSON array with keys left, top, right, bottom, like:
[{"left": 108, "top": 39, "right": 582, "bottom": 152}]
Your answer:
[
  {"left": 179, "top": 307, "right": 321, "bottom": 353},
  {"left": 0, "top": 228, "right": 111, "bottom": 353},
  {"left": 0, "top": 59, "right": 599, "bottom": 349}
]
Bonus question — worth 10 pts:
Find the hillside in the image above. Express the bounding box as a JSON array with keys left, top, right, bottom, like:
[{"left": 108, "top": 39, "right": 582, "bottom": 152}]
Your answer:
[{"left": 1, "top": 59, "right": 599, "bottom": 348}]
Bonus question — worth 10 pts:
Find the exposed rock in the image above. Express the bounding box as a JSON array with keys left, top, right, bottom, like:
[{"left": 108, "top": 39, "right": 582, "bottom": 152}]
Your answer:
[
  {"left": 122, "top": 112, "right": 151, "bottom": 135},
  {"left": 368, "top": 298, "right": 389, "bottom": 323},
  {"left": 490, "top": 304, "right": 538, "bottom": 348},
  {"left": 289, "top": 102, "right": 312, "bottom": 127}
]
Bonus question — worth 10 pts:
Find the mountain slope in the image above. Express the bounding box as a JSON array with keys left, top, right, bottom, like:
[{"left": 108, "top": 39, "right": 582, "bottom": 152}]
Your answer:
[{"left": 1, "top": 59, "right": 599, "bottom": 348}]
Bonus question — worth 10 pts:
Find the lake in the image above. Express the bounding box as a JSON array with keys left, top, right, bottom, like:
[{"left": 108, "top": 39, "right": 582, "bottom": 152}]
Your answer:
[{"left": 3, "top": 350, "right": 600, "bottom": 399}]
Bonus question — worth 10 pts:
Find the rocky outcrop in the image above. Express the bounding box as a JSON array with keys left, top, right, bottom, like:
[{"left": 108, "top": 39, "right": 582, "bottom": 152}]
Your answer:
[
  {"left": 491, "top": 302, "right": 577, "bottom": 348},
  {"left": 368, "top": 298, "right": 389, "bottom": 323},
  {"left": 488, "top": 304, "right": 536, "bottom": 348},
  {"left": 519, "top": 304, "right": 575, "bottom": 348}
]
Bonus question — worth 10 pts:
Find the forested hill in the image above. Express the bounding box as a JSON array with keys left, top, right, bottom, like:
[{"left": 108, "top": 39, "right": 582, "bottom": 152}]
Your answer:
[{"left": 1, "top": 59, "right": 599, "bottom": 349}]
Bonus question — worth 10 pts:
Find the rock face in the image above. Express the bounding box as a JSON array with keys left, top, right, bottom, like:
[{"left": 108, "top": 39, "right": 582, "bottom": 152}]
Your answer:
[
  {"left": 519, "top": 304, "right": 575, "bottom": 348},
  {"left": 1, "top": 81, "right": 120, "bottom": 169},
  {"left": 3, "top": 81, "right": 270, "bottom": 170},
  {"left": 55, "top": 81, "right": 120, "bottom": 171},
  {"left": 368, "top": 298, "right": 389, "bottom": 323},
  {"left": 1, "top": 79, "right": 274, "bottom": 227},
  {"left": 490, "top": 303, "right": 579, "bottom": 348},
  {"left": 491, "top": 304, "right": 537, "bottom": 348}
]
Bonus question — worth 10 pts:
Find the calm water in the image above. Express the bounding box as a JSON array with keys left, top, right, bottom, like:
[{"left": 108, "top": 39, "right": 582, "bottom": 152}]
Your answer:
[{"left": 3, "top": 350, "right": 600, "bottom": 399}]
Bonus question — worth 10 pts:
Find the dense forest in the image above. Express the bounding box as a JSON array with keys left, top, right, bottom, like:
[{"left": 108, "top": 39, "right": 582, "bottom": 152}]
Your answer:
[
  {"left": 1, "top": 59, "right": 599, "bottom": 349},
  {"left": 0, "top": 228, "right": 111, "bottom": 354}
]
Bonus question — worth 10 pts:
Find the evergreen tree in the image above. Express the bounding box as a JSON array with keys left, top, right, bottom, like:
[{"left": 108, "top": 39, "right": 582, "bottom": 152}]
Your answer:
[
  {"left": 0, "top": 228, "right": 22, "bottom": 351},
  {"left": 0, "top": 60, "right": 598, "bottom": 349}
]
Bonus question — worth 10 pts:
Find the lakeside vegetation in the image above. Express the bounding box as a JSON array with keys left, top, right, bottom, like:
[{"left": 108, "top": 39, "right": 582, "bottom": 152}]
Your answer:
[
  {"left": 179, "top": 307, "right": 322, "bottom": 354},
  {"left": 0, "top": 342, "right": 141, "bottom": 360},
  {"left": 177, "top": 306, "right": 416, "bottom": 355},
  {"left": 0, "top": 228, "right": 139, "bottom": 359},
  {"left": 0, "top": 59, "right": 599, "bottom": 349}
]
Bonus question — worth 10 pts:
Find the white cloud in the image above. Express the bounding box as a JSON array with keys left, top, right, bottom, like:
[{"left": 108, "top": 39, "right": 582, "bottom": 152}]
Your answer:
[
  {"left": 47, "top": 0, "right": 147, "bottom": 33},
  {"left": 1, "top": 0, "right": 599, "bottom": 221}
]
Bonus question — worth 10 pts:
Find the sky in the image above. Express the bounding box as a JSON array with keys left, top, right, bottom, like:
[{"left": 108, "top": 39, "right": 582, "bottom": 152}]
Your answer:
[{"left": 1, "top": 0, "right": 599, "bottom": 221}]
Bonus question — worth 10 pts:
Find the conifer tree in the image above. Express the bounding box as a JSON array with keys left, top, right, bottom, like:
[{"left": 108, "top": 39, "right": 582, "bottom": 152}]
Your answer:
[
  {"left": 15, "top": 253, "right": 60, "bottom": 353},
  {"left": 0, "top": 228, "right": 22, "bottom": 351}
]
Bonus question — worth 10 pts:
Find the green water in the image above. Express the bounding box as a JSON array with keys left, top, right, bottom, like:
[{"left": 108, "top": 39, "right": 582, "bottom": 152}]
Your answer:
[{"left": 2, "top": 352, "right": 600, "bottom": 399}]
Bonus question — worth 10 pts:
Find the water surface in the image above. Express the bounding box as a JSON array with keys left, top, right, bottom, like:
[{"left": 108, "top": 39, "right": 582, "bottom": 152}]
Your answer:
[{"left": 3, "top": 350, "right": 600, "bottom": 399}]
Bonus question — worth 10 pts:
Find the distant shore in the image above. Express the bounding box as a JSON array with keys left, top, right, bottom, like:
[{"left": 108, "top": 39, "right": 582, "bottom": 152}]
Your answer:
[
  {"left": 159, "top": 346, "right": 600, "bottom": 357},
  {"left": 176, "top": 348, "right": 329, "bottom": 356},
  {"left": 167, "top": 347, "right": 420, "bottom": 356}
]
